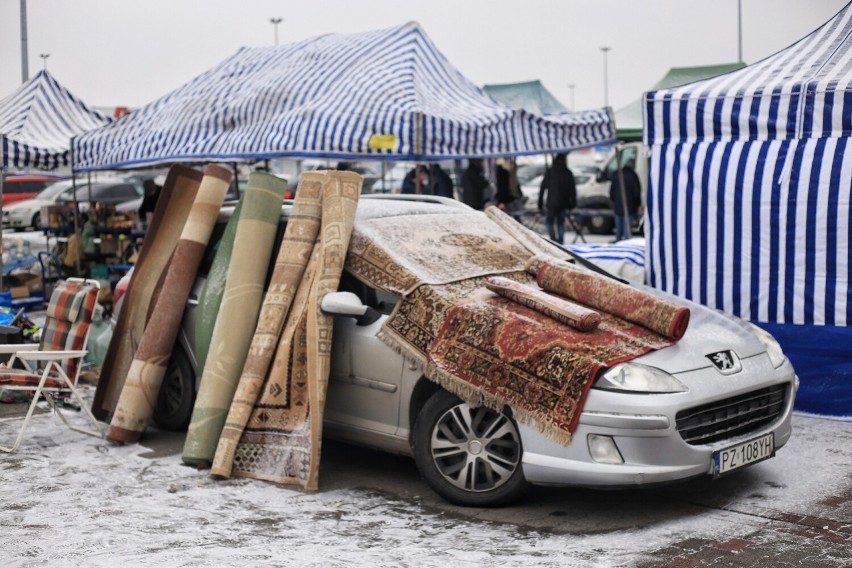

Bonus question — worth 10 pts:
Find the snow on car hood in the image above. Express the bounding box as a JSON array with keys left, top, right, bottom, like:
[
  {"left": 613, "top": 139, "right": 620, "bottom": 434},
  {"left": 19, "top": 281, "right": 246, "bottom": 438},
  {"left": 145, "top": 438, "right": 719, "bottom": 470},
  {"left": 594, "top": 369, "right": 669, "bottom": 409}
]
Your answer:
[{"left": 630, "top": 288, "right": 766, "bottom": 374}]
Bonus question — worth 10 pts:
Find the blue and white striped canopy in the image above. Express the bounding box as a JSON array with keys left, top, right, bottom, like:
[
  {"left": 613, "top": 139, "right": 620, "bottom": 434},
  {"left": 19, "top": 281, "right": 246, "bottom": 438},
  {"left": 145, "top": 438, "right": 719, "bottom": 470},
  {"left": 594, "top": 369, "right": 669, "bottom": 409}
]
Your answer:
[
  {"left": 644, "top": 1, "right": 851, "bottom": 326},
  {"left": 0, "top": 70, "right": 112, "bottom": 171},
  {"left": 643, "top": 2, "right": 852, "bottom": 416},
  {"left": 73, "top": 22, "right": 615, "bottom": 171}
]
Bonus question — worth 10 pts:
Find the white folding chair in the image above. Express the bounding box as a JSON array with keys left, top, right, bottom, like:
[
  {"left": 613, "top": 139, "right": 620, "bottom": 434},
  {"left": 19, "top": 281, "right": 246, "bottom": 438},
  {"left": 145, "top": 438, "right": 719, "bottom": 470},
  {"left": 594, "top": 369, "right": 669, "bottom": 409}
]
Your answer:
[{"left": 0, "top": 278, "right": 104, "bottom": 452}]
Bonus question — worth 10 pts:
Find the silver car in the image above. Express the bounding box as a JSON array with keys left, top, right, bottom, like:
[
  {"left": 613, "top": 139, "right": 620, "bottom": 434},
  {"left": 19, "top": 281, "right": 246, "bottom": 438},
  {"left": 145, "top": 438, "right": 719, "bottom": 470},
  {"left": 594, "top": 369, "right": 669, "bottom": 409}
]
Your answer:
[{"left": 152, "top": 195, "right": 797, "bottom": 507}]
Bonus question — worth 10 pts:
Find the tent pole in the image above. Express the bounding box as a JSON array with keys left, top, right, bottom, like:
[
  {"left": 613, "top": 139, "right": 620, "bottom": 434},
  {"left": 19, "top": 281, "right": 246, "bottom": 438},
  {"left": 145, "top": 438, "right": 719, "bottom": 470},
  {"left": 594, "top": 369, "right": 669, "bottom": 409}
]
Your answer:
[
  {"left": 0, "top": 133, "right": 5, "bottom": 291},
  {"left": 70, "top": 136, "right": 82, "bottom": 275}
]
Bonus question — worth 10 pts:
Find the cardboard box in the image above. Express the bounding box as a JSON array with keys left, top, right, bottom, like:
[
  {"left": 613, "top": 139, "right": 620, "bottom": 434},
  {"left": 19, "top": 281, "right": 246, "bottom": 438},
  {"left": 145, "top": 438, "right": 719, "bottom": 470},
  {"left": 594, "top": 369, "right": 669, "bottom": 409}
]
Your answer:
[{"left": 5, "top": 272, "right": 42, "bottom": 299}]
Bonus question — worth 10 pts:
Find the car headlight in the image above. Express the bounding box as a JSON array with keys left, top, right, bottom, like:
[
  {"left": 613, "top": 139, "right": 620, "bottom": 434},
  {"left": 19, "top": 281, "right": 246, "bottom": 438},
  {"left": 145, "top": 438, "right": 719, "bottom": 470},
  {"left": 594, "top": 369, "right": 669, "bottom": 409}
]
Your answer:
[
  {"left": 595, "top": 362, "right": 688, "bottom": 394},
  {"left": 745, "top": 322, "right": 787, "bottom": 369}
]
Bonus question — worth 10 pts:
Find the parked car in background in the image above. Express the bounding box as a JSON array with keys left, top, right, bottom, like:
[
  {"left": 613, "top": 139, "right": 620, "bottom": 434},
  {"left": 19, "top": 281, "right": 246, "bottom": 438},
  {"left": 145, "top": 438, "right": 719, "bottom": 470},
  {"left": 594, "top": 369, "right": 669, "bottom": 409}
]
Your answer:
[
  {"left": 115, "top": 175, "right": 248, "bottom": 216},
  {"left": 1, "top": 174, "right": 63, "bottom": 206},
  {"left": 3, "top": 178, "right": 78, "bottom": 230},
  {"left": 58, "top": 180, "right": 145, "bottom": 214},
  {"left": 122, "top": 194, "right": 798, "bottom": 507}
]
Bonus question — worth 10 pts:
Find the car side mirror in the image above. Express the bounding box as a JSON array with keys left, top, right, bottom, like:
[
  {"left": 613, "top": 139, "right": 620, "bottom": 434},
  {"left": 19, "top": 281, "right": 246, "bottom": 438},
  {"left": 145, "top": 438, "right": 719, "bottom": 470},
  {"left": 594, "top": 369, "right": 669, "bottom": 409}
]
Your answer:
[
  {"left": 596, "top": 168, "right": 608, "bottom": 182},
  {"left": 321, "top": 291, "right": 381, "bottom": 326},
  {"left": 321, "top": 291, "right": 368, "bottom": 316}
]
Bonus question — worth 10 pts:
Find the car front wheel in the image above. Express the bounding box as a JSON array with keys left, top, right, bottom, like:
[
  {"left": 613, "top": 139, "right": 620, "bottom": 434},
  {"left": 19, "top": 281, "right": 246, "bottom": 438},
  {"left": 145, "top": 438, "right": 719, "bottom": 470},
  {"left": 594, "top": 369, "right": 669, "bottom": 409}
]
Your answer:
[
  {"left": 153, "top": 343, "right": 196, "bottom": 431},
  {"left": 412, "top": 389, "right": 528, "bottom": 507}
]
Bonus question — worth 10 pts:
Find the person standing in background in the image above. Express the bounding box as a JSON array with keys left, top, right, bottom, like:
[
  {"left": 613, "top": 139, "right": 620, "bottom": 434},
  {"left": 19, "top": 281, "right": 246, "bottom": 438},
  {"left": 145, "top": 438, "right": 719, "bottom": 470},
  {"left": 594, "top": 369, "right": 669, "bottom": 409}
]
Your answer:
[
  {"left": 402, "top": 165, "right": 429, "bottom": 194},
  {"left": 610, "top": 159, "right": 642, "bottom": 242},
  {"left": 538, "top": 153, "right": 576, "bottom": 244},
  {"left": 461, "top": 159, "right": 491, "bottom": 210},
  {"left": 429, "top": 163, "right": 455, "bottom": 199}
]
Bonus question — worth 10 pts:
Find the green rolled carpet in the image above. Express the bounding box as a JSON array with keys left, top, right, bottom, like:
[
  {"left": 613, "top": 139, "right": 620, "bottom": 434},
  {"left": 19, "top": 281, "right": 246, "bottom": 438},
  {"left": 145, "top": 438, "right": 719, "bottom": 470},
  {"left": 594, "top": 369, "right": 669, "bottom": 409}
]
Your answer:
[
  {"left": 182, "top": 172, "right": 286, "bottom": 466},
  {"left": 194, "top": 197, "right": 243, "bottom": 372}
]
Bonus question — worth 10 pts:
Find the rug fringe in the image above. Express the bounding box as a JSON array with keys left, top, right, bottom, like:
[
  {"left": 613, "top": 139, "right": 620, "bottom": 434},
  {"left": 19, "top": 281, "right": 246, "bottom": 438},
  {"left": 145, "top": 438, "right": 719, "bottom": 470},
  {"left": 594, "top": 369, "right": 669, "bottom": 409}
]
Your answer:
[{"left": 423, "top": 362, "right": 575, "bottom": 446}]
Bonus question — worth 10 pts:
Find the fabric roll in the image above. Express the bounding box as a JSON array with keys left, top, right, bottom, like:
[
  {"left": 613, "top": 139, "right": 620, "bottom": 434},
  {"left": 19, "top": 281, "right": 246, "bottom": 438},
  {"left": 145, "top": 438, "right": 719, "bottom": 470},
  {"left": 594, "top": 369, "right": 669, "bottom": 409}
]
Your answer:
[
  {"left": 484, "top": 276, "right": 600, "bottom": 332},
  {"left": 533, "top": 258, "right": 690, "bottom": 340},
  {"left": 106, "top": 164, "right": 232, "bottom": 444},
  {"left": 194, "top": 198, "right": 244, "bottom": 372},
  {"left": 182, "top": 172, "right": 286, "bottom": 466},
  {"left": 215, "top": 170, "right": 361, "bottom": 490},
  {"left": 210, "top": 171, "right": 326, "bottom": 478},
  {"left": 91, "top": 165, "right": 203, "bottom": 421}
]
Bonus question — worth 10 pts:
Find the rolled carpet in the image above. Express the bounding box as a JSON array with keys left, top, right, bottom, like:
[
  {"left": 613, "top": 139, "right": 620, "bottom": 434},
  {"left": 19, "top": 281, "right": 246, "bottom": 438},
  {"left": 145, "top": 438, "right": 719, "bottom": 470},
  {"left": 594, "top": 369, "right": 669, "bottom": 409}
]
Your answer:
[
  {"left": 484, "top": 276, "right": 601, "bottom": 332},
  {"left": 210, "top": 171, "right": 325, "bottom": 479},
  {"left": 106, "top": 165, "right": 232, "bottom": 444},
  {"left": 91, "top": 165, "right": 203, "bottom": 422},
  {"left": 182, "top": 172, "right": 286, "bottom": 466},
  {"left": 194, "top": 197, "right": 244, "bottom": 372},
  {"left": 532, "top": 258, "right": 690, "bottom": 340}
]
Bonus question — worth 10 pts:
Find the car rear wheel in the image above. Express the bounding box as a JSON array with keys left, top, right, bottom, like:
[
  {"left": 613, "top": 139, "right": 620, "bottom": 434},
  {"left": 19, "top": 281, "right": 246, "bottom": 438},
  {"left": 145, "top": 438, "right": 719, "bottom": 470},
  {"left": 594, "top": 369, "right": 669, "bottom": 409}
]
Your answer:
[
  {"left": 412, "top": 389, "right": 528, "bottom": 507},
  {"left": 153, "top": 343, "right": 195, "bottom": 431}
]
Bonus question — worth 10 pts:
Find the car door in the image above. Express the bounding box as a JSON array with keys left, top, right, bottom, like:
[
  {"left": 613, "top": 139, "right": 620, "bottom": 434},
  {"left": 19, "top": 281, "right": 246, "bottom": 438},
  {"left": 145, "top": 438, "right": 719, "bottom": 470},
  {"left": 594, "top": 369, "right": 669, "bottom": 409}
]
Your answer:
[{"left": 324, "top": 274, "right": 407, "bottom": 444}]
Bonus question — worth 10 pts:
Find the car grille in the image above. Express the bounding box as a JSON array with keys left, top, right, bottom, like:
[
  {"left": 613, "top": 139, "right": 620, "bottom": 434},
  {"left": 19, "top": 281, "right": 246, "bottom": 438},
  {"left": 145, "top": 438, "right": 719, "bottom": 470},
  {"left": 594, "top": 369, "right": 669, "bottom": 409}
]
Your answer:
[{"left": 675, "top": 384, "right": 788, "bottom": 445}]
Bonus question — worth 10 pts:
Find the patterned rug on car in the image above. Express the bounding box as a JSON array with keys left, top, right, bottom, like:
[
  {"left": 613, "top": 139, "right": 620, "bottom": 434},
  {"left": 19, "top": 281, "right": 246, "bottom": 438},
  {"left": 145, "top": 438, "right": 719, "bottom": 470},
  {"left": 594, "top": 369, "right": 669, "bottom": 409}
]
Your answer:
[{"left": 362, "top": 207, "right": 690, "bottom": 445}]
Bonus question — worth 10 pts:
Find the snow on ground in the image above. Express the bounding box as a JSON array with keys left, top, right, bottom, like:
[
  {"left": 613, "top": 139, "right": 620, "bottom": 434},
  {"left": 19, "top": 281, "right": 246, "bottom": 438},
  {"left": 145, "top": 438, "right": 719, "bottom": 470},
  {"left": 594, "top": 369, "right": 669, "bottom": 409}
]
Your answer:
[{"left": 1, "top": 400, "right": 849, "bottom": 567}]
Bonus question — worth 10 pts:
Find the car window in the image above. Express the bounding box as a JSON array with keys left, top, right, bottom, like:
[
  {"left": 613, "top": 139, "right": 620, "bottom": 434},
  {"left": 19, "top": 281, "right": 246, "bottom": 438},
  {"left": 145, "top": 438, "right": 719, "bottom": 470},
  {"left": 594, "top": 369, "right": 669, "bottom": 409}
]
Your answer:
[
  {"left": 338, "top": 271, "right": 398, "bottom": 315},
  {"left": 101, "top": 184, "right": 139, "bottom": 200}
]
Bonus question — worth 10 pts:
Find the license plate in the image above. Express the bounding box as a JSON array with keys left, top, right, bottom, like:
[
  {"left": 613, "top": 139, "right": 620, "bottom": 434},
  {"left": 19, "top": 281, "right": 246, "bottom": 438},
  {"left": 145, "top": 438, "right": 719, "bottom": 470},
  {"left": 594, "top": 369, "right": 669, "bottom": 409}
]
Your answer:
[{"left": 713, "top": 433, "right": 775, "bottom": 477}]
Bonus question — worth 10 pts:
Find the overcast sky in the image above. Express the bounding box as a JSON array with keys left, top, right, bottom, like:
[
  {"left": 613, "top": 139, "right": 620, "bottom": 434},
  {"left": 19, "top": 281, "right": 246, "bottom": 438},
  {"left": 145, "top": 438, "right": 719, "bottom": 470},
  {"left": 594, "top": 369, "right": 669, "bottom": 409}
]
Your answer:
[{"left": 0, "top": 0, "right": 848, "bottom": 115}]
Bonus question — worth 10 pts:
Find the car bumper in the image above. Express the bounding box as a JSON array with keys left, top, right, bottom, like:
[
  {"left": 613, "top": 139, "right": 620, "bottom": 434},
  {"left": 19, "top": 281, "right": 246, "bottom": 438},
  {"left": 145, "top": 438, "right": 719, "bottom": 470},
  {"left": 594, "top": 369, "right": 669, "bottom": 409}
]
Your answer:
[
  {"left": 3, "top": 212, "right": 34, "bottom": 228},
  {"left": 521, "top": 356, "right": 797, "bottom": 487}
]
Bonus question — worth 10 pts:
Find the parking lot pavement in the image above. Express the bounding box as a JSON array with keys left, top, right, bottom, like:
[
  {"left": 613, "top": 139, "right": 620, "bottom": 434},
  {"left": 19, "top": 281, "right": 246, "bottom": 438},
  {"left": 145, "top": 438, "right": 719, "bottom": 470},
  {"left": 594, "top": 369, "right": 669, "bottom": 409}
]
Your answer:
[{"left": 0, "top": 392, "right": 850, "bottom": 566}]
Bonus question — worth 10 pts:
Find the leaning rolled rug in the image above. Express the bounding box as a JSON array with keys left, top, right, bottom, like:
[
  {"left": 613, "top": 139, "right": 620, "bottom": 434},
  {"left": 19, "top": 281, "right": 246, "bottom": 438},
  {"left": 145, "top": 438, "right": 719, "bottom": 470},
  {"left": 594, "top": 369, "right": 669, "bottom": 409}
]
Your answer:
[
  {"left": 529, "top": 257, "right": 690, "bottom": 340},
  {"left": 193, "top": 197, "right": 244, "bottom": 372},
  {"left": 91, "top": 165, "right": 203, "bottom": 421},
  {"left": 182, "top": 172, "right": 286, "bottom": 466},
  {"left": 219, "top": 170, "right": 361, "bottom": 490},
  {"left": 105, "top": 165, "right": 232, "bottom": 444},
  {"left": 210, "top": 171, "right": 326, "bottom": 479},
  {"left": 484, "top": 276, "right": 600, "bottom": 332}
]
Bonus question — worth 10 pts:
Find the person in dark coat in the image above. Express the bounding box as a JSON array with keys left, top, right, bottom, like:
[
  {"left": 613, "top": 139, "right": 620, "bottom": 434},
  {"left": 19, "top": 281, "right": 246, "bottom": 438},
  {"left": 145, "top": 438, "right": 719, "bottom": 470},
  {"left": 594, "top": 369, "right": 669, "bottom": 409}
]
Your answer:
[
  {"left": 495, "top": 159, "right": 523, "bottom": 220},
  {"left": 429, "top": 164, "right": 455, "bottom": 199},
  {"left": 461, "top": 159, "right": 491, "bottom": 210},
  {"left": 401, "top": 165, "right": 429, "bottom": 194},
  {"left": 138, "top": 178, "right": 162, "bottom": 224},
  {"left": 538, "top": 153, "right": 576, "bottom": 243},
  {"left": 609, "top": 159, "right": 642, "bottom": 242}
]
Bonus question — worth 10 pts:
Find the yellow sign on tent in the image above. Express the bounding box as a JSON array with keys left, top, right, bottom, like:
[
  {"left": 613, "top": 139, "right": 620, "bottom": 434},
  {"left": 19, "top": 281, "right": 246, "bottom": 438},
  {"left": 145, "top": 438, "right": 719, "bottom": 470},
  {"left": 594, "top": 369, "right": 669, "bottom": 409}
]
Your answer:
[{"left": 368, "top": 134, "right": 397, "bottom": 150}]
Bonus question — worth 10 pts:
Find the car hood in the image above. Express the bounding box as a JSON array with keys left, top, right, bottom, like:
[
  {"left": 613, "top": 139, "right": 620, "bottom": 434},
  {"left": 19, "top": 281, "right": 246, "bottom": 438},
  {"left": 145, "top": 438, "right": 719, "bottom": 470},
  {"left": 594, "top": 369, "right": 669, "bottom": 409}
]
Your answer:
[{"left": 630, "top": 291, "right": 766, "bottom": 374}]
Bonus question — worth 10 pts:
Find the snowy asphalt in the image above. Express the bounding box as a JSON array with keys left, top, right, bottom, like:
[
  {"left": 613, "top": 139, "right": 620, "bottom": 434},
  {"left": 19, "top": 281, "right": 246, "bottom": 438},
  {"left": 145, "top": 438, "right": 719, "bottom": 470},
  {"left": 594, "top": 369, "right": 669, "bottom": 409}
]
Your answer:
[{"left": 0, "top": 393, "right": 850, "bottom": 567}]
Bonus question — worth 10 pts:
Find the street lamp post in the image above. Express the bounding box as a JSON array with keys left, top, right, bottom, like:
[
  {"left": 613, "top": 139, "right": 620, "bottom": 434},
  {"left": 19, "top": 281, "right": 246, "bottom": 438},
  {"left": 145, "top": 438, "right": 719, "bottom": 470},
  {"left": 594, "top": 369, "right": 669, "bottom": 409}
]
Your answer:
[
  {"left": 270, "top": 17, "right": 282, "bottom": 46},
  {"left": 39, "top": 53, "right": 49, "bottom": 71},
  {"left": 600, "top": 46, "right": 611, "bottom": 107}
]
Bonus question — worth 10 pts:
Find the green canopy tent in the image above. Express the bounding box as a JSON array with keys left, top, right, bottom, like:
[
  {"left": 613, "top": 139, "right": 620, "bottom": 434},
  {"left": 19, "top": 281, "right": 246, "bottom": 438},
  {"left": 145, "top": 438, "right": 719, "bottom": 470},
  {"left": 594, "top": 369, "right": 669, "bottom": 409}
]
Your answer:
[
  {"left": 483, "top": 80, "right": 569, "bottom": 115},
  {"left": 615, "top": 62, "right": 745, "bottom": 141}
]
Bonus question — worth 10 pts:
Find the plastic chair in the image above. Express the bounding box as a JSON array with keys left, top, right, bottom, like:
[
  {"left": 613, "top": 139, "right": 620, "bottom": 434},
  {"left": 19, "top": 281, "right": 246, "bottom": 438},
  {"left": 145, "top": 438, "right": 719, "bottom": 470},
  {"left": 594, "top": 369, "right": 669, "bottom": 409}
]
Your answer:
[{"left": 0, "top": 278, "right": 103, "bottom": 452}]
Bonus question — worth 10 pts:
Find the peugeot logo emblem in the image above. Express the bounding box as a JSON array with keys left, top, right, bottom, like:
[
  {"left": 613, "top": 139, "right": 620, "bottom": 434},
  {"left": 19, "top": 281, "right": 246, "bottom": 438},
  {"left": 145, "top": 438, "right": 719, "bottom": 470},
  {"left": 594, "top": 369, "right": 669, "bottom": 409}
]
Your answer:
[{"left": 706, "top": 350, "right": 742, "bottom": 375}]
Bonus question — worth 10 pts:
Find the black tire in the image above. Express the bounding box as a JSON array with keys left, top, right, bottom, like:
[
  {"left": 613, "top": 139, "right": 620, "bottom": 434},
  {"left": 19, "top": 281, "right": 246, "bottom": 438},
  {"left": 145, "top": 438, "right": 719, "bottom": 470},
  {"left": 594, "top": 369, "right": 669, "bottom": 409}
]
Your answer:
[
  {"left": 153, "top": 343, "right": 196, "bottom": 431},
  {"left": 586, "top": 213, "right": 614, "bottom": 235},
  {"left": 32, "top": 212, "right": 41, "bottom": 230},
  {"left": 412, "top": 389, "right": 529, "bottom": 507}
]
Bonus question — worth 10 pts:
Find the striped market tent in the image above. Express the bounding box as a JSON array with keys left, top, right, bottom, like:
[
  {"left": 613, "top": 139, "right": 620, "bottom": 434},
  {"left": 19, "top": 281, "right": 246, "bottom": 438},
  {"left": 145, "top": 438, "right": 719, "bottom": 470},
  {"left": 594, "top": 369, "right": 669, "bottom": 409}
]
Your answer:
[
  {"left": 0, "top": 70, "right": 112, "bottom": 171},
  {"left": 643, "top": 2, "right": 852, "bottom": 417},
  {"left": 73, "top": 22, "right": 615, "bottom": 171}
]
